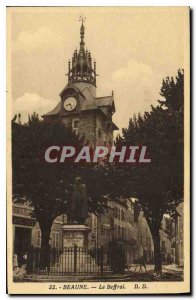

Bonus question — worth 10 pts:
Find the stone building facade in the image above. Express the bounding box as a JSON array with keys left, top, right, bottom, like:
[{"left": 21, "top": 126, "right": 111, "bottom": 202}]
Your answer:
[
  {"left": 13, "top": 200, "right": 64, "bottom": 266},
  {"left": 89, "top": 199, "right": 154, "bottom": 265},
  {"left": 170, "top": 202, "right": 184, "bottom": 266}
]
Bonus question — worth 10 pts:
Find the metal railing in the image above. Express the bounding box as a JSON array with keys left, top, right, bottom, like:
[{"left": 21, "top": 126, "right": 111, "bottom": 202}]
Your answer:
[{"left": 26, "top": 245, "right": 109, "bottom": 276}]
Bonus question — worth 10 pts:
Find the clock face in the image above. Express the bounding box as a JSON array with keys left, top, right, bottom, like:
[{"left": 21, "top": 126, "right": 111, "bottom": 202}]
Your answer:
[{"left": 64, "top": 97, "right": 77, "bottom": 111}]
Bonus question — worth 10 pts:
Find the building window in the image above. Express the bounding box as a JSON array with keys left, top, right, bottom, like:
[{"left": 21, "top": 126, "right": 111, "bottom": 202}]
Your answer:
[
  {"left": 122, "top": 227, "right": 125, "bottom": 240},
  {"left": 73, "top": 120, "right": 79, "bottom": 129},
  {"left": 161, "top": 241, "right": 166, "bottom": 251},
  {"left": 165, "top": 218, "right": 170, "bottom": 230},
  {"left": 72, "top": 119, "right": 79, "bottom": 134},
  {"left": 37, "top": 230, "right": 41, "bottom": 247},
  {"left": 51, "top": 231, "right": 59, "bottom": 249},
  {"left": 127, "top": 213, "right": 131, "bottom": 223},
  {"left": 121, "top": 210, "right": 126, "bottom": 222},
  {"left": 117, "top": 209, "right": 121, "bottom": 220},
  {"left": 101, "top": 227, "right": 105, "bottom": 236},
  {"left": 114, "top": 207, "right": 118, "bottom": 218},
  {"left": 118, "top": 226, "right": 121, "bottom": 237},
  {"left": 107, "top": 229, "right": 110, "bottom": 237}
]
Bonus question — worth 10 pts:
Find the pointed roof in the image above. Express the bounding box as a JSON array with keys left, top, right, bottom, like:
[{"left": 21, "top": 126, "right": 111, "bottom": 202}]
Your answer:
[{"left": 67, "top": 18, "right": 97, "bottom": 87}]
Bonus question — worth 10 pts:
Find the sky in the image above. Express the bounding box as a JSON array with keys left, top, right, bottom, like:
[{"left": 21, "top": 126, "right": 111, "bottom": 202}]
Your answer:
[{"left": 7, "top": 7, "right": 189, "bottom": 132}]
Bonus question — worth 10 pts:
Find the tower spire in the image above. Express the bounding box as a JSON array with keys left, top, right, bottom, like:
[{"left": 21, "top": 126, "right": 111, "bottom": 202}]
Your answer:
[
  {"left": 79, "top": 14, "right": 86, "bottom": 48},
  {"left": 67, "top": 17, "right": 98, "bottom": 87}
]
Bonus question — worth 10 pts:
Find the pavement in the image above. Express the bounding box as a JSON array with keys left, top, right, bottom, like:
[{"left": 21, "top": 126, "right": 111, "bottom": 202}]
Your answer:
[
  {"left": 128, "top": 263, "right": 183, "bottom": 273},
  {"left": 14, "top": 264, "right": 183, "bottom": 282}
]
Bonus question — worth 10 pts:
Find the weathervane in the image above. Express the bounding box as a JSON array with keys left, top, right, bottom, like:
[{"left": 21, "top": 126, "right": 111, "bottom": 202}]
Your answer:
[{"left": 79, "top": 14, "right": 86, "bottom": 24}]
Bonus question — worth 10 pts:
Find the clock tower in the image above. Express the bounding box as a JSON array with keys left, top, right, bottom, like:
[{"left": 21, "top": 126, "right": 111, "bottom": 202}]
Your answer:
[{"left": 43, "top": 18, "right": 118, "bottom": 146}]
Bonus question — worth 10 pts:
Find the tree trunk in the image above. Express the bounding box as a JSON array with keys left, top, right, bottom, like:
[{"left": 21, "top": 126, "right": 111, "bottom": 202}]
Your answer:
[
  {"left": 39, "top": 219, "right": 53, "bottom": 270},
  {"left": 142, "top": 208, "right": 163, "bottom": 275},
  {"left": 152, "top": 230, "right": 162, "bottom": 274}
]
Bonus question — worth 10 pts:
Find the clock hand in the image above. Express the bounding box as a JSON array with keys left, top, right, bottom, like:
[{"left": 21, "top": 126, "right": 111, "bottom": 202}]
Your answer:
[{"left": 66, "top": 103, "right": 72, "bottom": 108}]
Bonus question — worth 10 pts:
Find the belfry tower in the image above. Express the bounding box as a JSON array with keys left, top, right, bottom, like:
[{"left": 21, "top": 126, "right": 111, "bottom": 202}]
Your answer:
[{"left": 43, "top": 17, "right": 118, "bottom": 145}]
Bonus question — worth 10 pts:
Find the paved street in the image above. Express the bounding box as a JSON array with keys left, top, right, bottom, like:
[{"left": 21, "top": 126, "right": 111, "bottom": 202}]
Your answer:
[
  {"left": 128, "top": 263, "right": 183, "bottom": 273},
  {"left": 14, "top": 263, "right": 183, "bottom": 282},
  {"left": 125, "top": 264, "right": 183, "bottom": 281}
]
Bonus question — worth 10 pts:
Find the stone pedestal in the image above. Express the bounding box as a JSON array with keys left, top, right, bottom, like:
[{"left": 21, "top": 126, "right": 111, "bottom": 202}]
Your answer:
[
  {"left": 54, "top": 224, "right": 99, "bottom": 274},
  {"left": 62, "top": 224, "right": 90, "bottom": 248}
]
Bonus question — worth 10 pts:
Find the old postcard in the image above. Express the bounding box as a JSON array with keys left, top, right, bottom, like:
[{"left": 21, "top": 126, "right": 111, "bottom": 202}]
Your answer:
[{"left": 7, "top": 6, "right": 190, "bottom": 294}]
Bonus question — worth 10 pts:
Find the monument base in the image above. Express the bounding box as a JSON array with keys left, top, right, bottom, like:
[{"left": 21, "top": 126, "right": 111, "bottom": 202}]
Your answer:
[
  {"left": 51, "top": 224, "right": 99, "bottom": 274},
  {"left": 62, "top": 224, "right": 90, "bottom": 248}
]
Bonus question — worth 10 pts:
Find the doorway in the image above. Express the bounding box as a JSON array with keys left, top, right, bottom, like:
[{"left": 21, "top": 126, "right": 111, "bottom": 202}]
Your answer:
[{"left": 14, "top": 227, "right": 31, "bottom": 266}]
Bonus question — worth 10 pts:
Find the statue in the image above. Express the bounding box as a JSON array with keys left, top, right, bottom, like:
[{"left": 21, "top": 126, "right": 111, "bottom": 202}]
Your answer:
[{"left": 68, "top": 177, "right": 88, "bottom": 224}]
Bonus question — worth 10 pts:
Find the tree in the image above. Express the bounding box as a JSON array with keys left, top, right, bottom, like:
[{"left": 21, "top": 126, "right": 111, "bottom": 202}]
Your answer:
[
  {"left": 111, "top": 70, "right": 184, "bottom": 273},
  {"left": 12, "top": 113, "right": 107, "bottom": 268},
  {"left": 158, "top": 69, "right": 184, "bottom": 114}
]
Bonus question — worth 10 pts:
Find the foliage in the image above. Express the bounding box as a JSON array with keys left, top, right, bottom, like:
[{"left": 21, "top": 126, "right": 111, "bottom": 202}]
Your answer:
[
  {"left": 110, "top": 70, "right": 184, "bottom": 272},
  {"left": 12, "top": 113, "right": 108, "bottom": 251}
]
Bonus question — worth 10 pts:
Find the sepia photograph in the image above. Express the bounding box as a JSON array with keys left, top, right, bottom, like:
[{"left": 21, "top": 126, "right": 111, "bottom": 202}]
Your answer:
[{"left": 6, "top": 6, "right": 190, "bottom": 294}]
